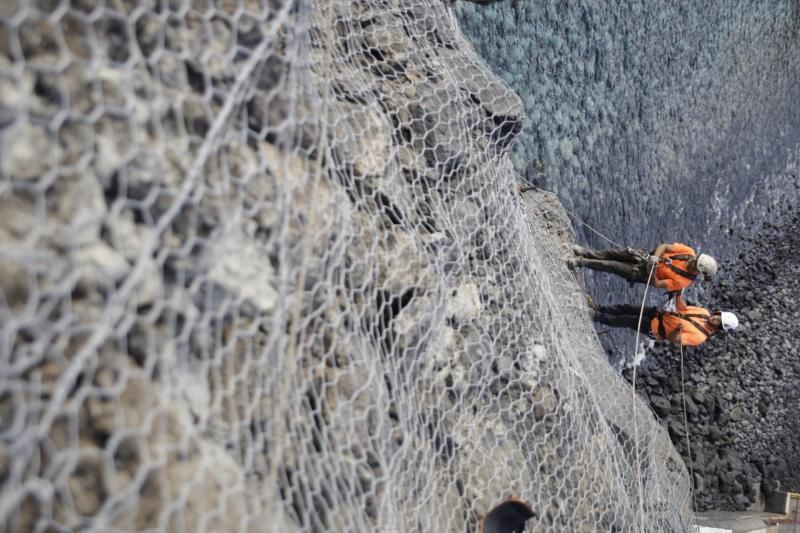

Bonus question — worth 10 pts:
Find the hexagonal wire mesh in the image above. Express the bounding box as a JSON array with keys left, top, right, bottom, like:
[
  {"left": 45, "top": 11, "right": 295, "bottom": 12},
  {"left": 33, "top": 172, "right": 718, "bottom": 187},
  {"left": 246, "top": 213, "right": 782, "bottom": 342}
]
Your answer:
[{"left": 0, "top": 0, "right": 691, "bottom": 531}]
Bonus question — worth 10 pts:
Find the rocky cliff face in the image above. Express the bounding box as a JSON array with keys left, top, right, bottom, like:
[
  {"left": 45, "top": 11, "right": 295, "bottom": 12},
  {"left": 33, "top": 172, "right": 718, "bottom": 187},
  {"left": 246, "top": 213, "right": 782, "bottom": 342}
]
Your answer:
[{"left": 0, "top": 0, "right": 689, "bottom": 531}]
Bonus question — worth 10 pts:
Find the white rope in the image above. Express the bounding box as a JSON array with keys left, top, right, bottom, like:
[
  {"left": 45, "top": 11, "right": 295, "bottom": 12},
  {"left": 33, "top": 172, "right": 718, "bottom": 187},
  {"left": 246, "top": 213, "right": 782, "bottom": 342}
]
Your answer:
[
  {"left": 519, "top": 184, "right": 625, "bottom": 249},
  {"left": 630, "top": 261, "right": 657, "bottom": 532}
]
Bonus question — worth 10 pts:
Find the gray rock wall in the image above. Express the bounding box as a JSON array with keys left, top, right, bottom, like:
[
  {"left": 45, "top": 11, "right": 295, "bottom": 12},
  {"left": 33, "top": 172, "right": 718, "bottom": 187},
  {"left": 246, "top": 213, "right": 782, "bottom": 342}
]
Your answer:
[{"left": 0, "top": 0, "right": 690, "bottom": 531}]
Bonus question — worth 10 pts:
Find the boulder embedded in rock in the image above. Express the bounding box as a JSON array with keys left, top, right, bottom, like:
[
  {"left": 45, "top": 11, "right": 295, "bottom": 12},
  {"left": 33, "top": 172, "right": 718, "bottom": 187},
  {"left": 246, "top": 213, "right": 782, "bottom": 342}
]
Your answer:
[{"left": 729, "top": 405, "right": 745, "bottom": 422}]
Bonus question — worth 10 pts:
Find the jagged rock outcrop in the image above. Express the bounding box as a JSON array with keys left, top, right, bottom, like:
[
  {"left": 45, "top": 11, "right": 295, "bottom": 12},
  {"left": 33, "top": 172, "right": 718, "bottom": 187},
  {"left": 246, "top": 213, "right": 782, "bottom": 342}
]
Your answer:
[{"left": 0, "top": 0, "right": 689, "bottom": 531}]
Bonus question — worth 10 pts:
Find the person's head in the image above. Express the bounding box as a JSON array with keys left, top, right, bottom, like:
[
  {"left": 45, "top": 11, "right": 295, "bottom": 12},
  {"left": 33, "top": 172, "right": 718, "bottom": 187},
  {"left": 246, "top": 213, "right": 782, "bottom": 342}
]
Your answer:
[
  {"left": 709, "top": 310, "right": 738, "bottom": 332},
  {"left": 694, "top": 253, "right": 718, "bottom": 281}
]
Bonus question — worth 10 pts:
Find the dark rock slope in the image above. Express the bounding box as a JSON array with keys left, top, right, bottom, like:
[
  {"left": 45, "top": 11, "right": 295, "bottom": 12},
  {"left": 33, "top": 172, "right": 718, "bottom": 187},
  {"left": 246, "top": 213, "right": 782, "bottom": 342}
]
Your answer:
[{"left": 629, "top": 211, "right": 800, "bottom": 511}]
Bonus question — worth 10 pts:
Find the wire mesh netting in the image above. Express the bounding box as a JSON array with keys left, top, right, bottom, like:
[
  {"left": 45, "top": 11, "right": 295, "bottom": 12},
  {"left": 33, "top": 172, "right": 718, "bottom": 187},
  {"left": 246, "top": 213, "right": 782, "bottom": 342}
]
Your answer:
[{"left": 1, "top": 0, "right": 690, "bottom": 531}]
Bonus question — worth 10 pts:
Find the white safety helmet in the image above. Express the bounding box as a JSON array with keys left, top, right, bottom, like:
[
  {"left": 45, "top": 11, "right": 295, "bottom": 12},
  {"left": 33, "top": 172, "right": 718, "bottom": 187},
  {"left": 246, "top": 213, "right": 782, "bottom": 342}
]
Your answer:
[
  {"left": 696, "top": 253, "right": 718, "bottom": 281},
  {"left": 719, "top": 311, "right": 739, "bottom": 332}
]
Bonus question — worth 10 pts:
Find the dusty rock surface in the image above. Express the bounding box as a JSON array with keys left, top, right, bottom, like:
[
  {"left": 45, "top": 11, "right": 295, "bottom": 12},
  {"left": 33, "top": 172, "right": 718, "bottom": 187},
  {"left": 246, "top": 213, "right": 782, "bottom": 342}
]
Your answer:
[{"left": 0, "top": 0, "right": 690, "bottom": 531}]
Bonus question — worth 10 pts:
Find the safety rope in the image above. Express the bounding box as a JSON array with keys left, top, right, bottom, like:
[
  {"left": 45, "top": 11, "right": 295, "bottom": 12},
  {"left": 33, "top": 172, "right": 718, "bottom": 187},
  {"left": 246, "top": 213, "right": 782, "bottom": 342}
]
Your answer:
[
  {"left": 519, "top": 183, "right": 689, "bottom": 279},
  {"left": 631, "top": 261, "right": 657, "bottom": 531},
  {"left": 519, "top": 184, "right": 626, "bottom": 249}
]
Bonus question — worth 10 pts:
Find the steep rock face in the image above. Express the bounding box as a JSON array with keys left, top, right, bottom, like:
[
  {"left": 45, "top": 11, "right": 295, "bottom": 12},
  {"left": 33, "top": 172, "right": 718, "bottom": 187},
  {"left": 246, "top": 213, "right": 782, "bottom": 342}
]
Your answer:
[{"left": 0, "top": 0, "right": 688, "bottom": 531}]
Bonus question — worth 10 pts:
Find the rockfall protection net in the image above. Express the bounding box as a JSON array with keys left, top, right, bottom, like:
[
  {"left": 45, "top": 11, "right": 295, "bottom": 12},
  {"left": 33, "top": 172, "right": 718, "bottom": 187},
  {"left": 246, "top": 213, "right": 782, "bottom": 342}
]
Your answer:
[{"left": 0, "top": 0, "right": 691, "bottom": 531}]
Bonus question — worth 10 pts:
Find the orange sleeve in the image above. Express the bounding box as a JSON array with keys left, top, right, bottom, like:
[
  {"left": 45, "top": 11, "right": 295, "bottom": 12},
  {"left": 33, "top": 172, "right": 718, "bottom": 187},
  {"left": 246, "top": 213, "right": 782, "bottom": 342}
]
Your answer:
[
  {"left": 671, "top": 243, "right": 695, "bottom": 255},
  {"left": 680, "top": 329, "right": 707, "bottom": 346},
  {"left": 664, "top": 277, "right": 693, "bottom": 292}
]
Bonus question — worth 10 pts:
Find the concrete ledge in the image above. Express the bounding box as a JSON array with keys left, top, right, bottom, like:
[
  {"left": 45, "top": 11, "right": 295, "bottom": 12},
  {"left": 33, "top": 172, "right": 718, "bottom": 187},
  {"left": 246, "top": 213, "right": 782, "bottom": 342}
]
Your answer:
[
  {"left": 765, "top": 492, "right": 790, "bottom": 515},
  {"left": 694, "top": 493, "right": 800, "bottom": 532},
  {"left": 693, "top": 510, "right": 784, "bottom": 533}
]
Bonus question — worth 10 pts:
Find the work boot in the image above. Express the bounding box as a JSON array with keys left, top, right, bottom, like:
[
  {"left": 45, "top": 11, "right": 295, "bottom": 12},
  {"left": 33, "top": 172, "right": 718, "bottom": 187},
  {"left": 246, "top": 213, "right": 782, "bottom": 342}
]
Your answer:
[
  {"left": 566, "top": 258, "right": 582, "bottom": 270},
  {"left": 572, "top": 245, "right": 589, "bottom": 256}
]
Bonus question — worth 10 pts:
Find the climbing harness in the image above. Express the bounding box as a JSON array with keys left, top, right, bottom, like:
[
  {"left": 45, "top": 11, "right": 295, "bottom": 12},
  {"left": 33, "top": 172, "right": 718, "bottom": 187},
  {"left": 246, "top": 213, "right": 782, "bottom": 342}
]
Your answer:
[{"left": 662, "top": 254, "right": 697, "bottom": 282}]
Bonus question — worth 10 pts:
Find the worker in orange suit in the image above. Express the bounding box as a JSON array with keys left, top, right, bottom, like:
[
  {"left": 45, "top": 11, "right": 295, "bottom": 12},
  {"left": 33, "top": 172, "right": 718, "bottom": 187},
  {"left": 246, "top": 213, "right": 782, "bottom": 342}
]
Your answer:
[
  {"left": 592, "top": 293, "right": 738, "bottom": 346},
  {"left": 568, "top": 242, "right": 718, "bottom": 292}
]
